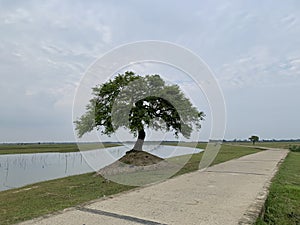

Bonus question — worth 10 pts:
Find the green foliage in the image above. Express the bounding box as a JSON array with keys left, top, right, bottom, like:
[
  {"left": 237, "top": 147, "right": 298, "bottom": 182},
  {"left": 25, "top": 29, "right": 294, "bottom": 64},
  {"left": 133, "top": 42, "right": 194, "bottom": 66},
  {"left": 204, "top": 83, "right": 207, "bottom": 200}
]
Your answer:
[
  {"left": 249, "top": 135, "right": 259, "bottom": 144},
  {"left": 289, "top": 145, "right": 300, "bottom": 152},
  {"left": 75, "top": 71, "right": 205, "bottom": 139},
  {"left": 75, "top": 71, "right": 139, "bottom": 137}
]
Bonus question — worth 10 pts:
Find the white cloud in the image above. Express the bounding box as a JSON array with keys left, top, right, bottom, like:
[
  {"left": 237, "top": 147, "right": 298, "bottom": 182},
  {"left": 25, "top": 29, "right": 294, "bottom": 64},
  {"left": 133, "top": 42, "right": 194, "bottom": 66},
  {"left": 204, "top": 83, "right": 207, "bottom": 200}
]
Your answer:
[
  {"left": 280, "top": 14, "right": 298, "bottom": 29},
  {"left": 1, "top": 8, "right": 33, "bottom": 24},
  {"left": 217, "top": 45, "right": 300, "bottom": 89}
]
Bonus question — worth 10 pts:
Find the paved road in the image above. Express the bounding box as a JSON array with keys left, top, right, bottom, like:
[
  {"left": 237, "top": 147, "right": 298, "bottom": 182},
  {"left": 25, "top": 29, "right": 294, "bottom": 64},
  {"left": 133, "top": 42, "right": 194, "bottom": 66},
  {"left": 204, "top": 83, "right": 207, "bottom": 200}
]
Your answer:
[{"left": 18, "top": 149, "right": 288, "bottom": 225}]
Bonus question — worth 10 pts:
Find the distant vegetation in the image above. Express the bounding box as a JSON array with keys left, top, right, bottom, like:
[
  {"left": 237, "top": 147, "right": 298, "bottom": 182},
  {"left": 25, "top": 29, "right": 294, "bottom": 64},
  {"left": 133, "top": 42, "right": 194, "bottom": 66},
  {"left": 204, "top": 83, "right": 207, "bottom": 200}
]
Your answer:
[
  {"left": 224, "top": 139, "right": 300, "bottom": 143},
  {"left": 249, "top": 135, "right": 259, "bottom": 145},
  {"left": 224, "top": 139, "right": 300, "bottom": 150}
]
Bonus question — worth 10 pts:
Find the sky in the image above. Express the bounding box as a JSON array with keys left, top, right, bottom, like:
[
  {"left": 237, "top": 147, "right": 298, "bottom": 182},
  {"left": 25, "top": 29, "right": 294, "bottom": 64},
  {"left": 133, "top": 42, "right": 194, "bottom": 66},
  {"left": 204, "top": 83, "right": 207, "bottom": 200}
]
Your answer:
[{"left": 0, "top": 0, "right": 300, "bottom": 143}]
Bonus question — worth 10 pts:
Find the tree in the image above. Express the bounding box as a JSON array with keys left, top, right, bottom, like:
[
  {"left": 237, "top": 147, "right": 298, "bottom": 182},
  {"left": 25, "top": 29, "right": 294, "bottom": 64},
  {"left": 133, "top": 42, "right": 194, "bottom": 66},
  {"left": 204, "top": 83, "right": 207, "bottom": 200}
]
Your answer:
[
  {"left": 249, "top": 135, "right": 259, "bottom": 145},
  {"left": 74, "top": 71, "right": 205, "bottom": 151}
]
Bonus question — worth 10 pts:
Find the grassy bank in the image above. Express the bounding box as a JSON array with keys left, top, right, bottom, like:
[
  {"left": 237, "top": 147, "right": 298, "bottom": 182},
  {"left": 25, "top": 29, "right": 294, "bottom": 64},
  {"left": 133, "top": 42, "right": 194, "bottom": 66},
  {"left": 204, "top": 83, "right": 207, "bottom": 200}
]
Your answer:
[
  {"left": 0, "top": 143, "right": 120, "bottom": 155},
  {"left": 0, "top": 144, "right": 260, "bottom": 225},
  {"left": 256, "top": 151, "right": 300, "bottom": 225}
]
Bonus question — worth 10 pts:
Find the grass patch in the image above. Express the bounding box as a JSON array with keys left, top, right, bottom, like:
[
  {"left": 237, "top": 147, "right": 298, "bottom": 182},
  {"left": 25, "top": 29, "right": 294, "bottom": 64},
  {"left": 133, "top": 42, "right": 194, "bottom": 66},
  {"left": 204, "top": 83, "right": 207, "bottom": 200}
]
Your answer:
[
  {"left": 0, "top": 144, "right": 261, "bottom": 225},
  {"left": 229, "top": 141, "right": 300, "bottom": 149},
  {"left": 0, "top": 174, "right": 133, "bottom": 225},
  {"left": 255, "top": 152, "right": 300, "bottom": 225},
  {"left": 174, "top": 143, "right": 260, "bottom": 176},
  {"left": 0, "top": 143, "right": 120, "bottom": 155}
]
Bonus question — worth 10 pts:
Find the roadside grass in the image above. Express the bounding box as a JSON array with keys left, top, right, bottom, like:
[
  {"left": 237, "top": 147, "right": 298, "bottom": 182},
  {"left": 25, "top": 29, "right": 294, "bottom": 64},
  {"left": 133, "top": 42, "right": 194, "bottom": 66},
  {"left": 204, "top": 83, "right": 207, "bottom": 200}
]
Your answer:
[
  {"left": 0, "top": 143, "right": 120, "bottom": 155},
  {"left": 255, "top": 152, "right": 300, "bottom": 225},
  {"left": 0, "top": 144, "right": 261, "bottom": 225}
]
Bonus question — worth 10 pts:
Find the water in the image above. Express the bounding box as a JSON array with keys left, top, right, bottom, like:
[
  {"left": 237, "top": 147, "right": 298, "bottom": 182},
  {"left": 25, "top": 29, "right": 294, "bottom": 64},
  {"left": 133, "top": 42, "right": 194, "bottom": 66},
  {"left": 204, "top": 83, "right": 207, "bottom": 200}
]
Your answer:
[{"left": 0, "top": 145, "right": 202, "bottom": 191}]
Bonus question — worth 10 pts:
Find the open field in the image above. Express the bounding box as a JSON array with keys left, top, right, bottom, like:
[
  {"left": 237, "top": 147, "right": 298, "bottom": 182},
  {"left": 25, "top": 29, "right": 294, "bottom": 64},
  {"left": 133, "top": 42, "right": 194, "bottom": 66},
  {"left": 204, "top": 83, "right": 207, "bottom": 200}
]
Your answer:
[
  {"left": 0, "top": 143, "right": 120, "bottom": 155},
  {"left": 228, "top": 141, "right": 300, "bottom": 149},
  {"left": 256, "top": 151, "right": 300, "bottom": 225},
  {"left": 0, "top": 144, "right": 260, "bottom": 225},
  {"left": 0, "top": 141, "right": 206, "bottom": 155}
]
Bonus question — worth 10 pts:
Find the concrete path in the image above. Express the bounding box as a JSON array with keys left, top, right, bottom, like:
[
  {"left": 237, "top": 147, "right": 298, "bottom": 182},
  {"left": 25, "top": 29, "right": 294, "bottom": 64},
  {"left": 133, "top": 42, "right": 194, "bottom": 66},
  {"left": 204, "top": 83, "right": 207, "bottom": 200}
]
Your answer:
[{"left": 18, "top": 149, "right": 288, "bottom": 225}]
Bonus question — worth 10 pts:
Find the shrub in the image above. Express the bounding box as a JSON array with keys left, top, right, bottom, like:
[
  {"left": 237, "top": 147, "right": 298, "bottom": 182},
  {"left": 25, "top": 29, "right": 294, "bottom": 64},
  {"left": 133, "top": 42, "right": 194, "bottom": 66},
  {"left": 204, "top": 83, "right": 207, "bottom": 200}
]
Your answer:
[{"left": 289, "top": 145, "right": 300, "bottom": 152}]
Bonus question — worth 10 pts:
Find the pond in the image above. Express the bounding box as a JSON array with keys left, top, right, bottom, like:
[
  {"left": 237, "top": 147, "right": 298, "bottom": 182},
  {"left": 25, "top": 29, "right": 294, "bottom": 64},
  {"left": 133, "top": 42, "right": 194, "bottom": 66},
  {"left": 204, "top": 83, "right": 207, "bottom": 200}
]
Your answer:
[{"left": 0, "top": 145, "right": 202, "bottom": 191}]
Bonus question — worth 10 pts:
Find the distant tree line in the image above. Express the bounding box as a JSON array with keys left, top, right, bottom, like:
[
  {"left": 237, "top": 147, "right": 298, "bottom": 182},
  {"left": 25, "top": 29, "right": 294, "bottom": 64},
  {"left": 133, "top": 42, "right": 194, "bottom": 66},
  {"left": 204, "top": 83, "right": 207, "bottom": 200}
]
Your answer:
[{"left": 223, "top": 139, "right": 300, "bottom": 143}]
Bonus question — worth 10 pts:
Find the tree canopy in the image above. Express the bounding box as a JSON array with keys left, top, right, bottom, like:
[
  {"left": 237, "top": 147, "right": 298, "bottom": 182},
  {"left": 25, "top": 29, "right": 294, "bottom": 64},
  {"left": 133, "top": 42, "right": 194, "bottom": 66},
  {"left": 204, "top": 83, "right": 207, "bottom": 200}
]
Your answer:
[
  {"left": 75, "top": 71, "right": 205, "bottom": 147},
  {"left": 249, "top": 135, "right": 259, "bottom": 145}
]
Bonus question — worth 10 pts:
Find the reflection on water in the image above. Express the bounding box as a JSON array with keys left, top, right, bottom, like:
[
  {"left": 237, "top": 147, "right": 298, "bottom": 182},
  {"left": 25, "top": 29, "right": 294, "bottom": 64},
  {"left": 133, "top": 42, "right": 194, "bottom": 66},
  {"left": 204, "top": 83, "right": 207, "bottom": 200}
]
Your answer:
[{"left": 0, "top": 145, "right": 202, "bottom": 191}]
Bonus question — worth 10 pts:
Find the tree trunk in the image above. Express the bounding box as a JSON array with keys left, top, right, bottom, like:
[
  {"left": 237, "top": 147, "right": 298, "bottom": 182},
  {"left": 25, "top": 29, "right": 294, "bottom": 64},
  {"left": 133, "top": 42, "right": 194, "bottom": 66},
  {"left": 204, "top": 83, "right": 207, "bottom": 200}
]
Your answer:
[{"left": 133, "top": 129, "right": 145, "bottom": 151}]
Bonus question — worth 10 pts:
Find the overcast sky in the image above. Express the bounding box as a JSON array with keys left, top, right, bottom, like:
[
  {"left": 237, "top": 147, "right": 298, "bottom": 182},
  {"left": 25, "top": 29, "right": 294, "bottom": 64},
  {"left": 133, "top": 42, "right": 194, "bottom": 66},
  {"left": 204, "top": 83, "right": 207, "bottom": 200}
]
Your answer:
[{"left": 0, "top": 0, "right": 299, "bottom": 142}]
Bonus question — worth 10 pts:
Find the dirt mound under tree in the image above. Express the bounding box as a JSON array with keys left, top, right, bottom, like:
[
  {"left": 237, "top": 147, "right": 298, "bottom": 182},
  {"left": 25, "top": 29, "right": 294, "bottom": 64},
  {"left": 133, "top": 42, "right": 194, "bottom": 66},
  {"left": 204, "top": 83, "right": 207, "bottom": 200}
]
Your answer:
[
  {"left": 95, "top": 150, "right": 178, "bottom": 178},
  {"left": 119, "top": 149, "right": 164, "bottom": 166}
]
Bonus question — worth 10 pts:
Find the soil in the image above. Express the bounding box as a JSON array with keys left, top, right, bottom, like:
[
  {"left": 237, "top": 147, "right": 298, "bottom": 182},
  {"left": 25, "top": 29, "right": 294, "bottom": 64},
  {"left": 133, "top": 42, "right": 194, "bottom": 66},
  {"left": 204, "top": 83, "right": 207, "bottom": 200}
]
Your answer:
[
  {"left": 95, "top": 150, "right": 172, "bottom": 177},
  {"left": 119, "top": 149, "right": 164, "bottom": 166}
]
